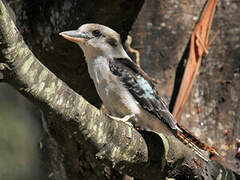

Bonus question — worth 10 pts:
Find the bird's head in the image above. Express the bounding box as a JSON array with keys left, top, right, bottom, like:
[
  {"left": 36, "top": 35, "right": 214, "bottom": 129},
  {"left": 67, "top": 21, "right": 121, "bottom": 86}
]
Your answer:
[{"left": 59, "top": 24, "right": 129, "bottom": 60}]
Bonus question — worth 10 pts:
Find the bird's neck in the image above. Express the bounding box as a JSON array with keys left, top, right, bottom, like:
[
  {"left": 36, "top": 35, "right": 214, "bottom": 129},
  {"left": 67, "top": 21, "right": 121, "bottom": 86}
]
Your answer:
[
  {"left": 86, "top": 56, "right": 110, "bottom": 84},
  {"left": 84, "top": 47, "right": 103, "bottom": 61},
  {"left": 83, "top": 46, "right": 130, "bottom": 83}
]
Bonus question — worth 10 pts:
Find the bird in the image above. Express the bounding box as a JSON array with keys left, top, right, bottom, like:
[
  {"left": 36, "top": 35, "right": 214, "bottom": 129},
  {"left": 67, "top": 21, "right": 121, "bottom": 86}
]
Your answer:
[{"left": 59, "top": 23, "right": 212, "bottom": 161}]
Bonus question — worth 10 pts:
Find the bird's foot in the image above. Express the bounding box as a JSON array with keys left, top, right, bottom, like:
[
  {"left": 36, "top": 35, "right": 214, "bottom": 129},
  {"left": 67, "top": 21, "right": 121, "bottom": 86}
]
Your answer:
[{"left": 106, "top": 114, "right": 135, "bottom": 127}]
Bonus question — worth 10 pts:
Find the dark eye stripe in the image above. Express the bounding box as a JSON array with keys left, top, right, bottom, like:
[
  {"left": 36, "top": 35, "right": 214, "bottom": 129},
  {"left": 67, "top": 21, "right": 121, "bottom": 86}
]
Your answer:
[
  {"left": 107, "top": 38, "right": 117, "bottom": 47},
  {"left": 92, "top": 29, "right": 102, "bottom": 37}
]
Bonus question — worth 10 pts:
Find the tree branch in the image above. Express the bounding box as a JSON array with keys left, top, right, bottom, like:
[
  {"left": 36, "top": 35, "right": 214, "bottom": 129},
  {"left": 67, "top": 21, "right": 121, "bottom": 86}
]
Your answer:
[
  {"left": 0, "top": 1, "right": 152, "bottom": 178},
  {"left": 0, "top": 1, "right": 239, "bottom": 179}
]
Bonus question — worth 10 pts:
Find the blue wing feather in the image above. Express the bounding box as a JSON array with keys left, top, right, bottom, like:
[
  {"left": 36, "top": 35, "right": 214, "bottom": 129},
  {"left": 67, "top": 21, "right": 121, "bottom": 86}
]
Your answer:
[{"left": 109, "top": 58, "right": 178, "bottom": 131}]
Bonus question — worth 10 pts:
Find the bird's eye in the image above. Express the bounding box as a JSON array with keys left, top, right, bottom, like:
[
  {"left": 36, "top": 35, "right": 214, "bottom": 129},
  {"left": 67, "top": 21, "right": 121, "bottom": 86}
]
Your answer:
[
  {"left": 107, "top": 38, "right": 117, "bottom": 47},
  {"left": 92, "top": 29, "right": 101, "bottom": 37}
]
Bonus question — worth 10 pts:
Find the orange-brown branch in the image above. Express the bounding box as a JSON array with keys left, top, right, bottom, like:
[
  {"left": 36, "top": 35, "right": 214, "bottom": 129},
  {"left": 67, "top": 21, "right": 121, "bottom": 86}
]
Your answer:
[{"left": 172, "top": 0, "right": 218, "bottom": 120}]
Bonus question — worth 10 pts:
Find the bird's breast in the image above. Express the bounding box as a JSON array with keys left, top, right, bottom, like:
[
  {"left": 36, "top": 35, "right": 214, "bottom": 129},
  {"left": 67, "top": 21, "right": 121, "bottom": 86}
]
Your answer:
[{"left": 87, "top": 57, "right": 140, "bottom": 117}]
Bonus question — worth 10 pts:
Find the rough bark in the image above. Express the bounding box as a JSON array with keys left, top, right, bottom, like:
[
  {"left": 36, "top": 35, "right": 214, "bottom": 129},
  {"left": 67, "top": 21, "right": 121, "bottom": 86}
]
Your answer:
[
  {"left": 0, "top": 0, "right": 239, "bottom": 180},
  {"left": 130, "top": 0, "right": 240, "bottom": 174}
]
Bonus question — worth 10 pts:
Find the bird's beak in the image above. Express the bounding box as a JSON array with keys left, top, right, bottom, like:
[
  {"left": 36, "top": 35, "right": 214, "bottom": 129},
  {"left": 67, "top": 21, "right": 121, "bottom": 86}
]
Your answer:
[{"left": 59, "top": 30, "right": 89, "bottom": 43}]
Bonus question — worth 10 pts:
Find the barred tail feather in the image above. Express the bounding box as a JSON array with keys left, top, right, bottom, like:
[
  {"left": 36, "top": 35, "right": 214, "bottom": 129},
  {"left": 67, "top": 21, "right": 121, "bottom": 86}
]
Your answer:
[{"left": 176, "top": 125, "right": 210, "bottom": 162}]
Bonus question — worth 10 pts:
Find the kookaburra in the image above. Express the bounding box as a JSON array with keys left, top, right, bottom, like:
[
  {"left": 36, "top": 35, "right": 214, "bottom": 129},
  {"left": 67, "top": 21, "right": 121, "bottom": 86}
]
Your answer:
[{"left": 59, "top": 24, "right": 210, "bottom": 160}]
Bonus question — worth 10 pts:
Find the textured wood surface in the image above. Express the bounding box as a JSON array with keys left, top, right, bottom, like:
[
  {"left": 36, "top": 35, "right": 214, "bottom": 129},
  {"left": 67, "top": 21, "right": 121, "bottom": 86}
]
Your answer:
[{"left": 130, "top": 0, "right": 240, "bottom": 173}]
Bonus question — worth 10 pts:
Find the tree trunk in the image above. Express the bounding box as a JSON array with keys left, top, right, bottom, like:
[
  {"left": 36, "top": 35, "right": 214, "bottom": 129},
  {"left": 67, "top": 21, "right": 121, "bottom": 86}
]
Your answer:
[{"left": 130, "top": 0, "right": 240, "bottom": 173}]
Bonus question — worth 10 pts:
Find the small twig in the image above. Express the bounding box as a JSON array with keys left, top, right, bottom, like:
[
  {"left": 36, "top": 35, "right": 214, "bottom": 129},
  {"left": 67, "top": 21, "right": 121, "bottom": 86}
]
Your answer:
[
  {"left": 125, "top": 35, "right": 141, "bottom": 68},
  {"left": 125, "top": 35, "right": 160, "bottom": 85},
  {"left": 137, "top": 67, "right": 161, "bottom": 84},
  {"left": 207, "top": 30, "right": 220, "bottom": 47},
  {"left": 196, "top": 32, "right": 209, "bottom": 55}
]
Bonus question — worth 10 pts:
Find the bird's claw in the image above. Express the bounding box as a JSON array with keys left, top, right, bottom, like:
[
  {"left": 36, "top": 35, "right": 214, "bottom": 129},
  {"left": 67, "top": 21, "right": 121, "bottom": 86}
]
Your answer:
[{"left": 106, "top": 114, "right": 135, "bottom": 128}]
